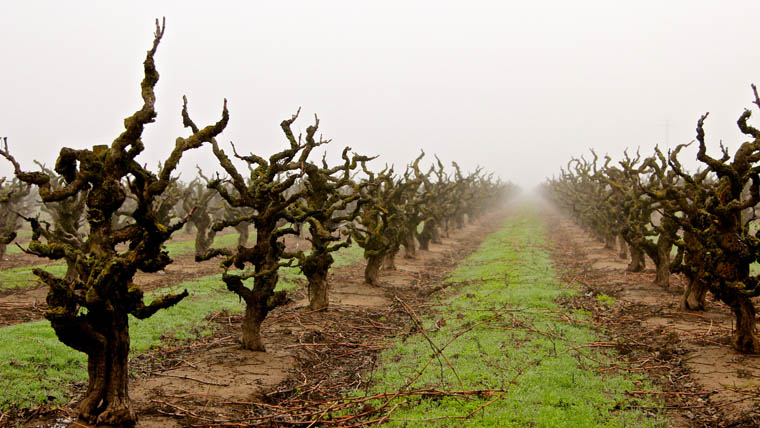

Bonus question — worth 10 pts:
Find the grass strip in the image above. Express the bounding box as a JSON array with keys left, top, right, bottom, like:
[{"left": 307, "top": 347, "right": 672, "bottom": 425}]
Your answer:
[
  {"left": 355, "top": 207, "right": 666, "bottom": 427},
  {"left": 0, "top": 262, "right": 68, "bottom": 291}
]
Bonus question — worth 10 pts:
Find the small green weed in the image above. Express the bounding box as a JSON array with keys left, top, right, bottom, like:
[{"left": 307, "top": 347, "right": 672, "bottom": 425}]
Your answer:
[{"left": 596, "top": 294, "right": 615, "bottom": 307}]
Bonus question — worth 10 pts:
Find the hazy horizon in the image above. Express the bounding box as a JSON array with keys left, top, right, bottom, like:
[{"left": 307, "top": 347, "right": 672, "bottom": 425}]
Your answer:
[{"left": 2, "top": 1, "right": 760, "bottom": 191}]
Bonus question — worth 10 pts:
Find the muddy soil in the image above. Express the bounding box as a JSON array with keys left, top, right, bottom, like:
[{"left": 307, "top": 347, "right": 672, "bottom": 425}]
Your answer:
[
  {"left": 544, "top": 205, "right": 760, "bottom": 428},
  {"left": 10, "top": 214, "right": 503, "bottom": 428}
]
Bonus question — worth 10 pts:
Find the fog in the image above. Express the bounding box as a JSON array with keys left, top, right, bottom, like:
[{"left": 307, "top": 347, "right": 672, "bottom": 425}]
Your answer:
[{"left": 2, "top": 1, "right": 759, "bottom": 190}]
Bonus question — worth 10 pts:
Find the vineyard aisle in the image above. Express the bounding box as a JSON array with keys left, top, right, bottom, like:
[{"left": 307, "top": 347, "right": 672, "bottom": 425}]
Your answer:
[{"left": 349, "top": 202, "right": 666, "bottom": 427}]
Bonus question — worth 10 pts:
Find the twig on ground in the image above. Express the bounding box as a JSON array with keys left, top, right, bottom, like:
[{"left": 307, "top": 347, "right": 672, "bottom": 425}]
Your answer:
[{"left": 155, "top": 373, "right": 229, "bottom": 387}]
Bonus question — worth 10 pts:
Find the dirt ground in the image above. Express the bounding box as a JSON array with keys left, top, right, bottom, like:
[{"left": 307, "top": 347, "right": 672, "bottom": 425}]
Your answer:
[
  {"left": 543, "top": 204, "right": 760, "bottom": 428},
  {"left": 9, "top": 215, "right": 503, "bottom": 428}
]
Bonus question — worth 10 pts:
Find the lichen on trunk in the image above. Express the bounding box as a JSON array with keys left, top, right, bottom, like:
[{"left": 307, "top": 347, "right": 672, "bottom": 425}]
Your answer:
[
  {"left": 626, "top": 245, "right": 646, "bottom": 272},
  {"left": 364, "top": 254, "right": 383, "bottom": 286}
]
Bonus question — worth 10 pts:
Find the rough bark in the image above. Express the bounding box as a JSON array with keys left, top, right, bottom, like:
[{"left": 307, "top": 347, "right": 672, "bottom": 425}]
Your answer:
[
  {"left": 618, "top": 235, "right": 628, "bottom": 259},
  {"left": 242, "top": 302, "right": 266, "bottom": 352},
  {"left": 70, "top": 310, "right": 134, "bottom": 425},
  {"left": 402, "top": 233, "right": 416, "bottom": 259},
  {"left": 307, "top": 268, "right": 329, "bottom": 311},
  {"left": 299, "top": 250, "right": 336, "bottom": 311},
  {"left": 454, "top": 214, "right": 465, "bottom": 230},
  {"left": 419, "top": 220, "right": 437, "bottom": 249},
  {"left": 384, "top": 249, "right": 398, "bottom": 270},
  {"left": 431, "top": 222, "right": 443, "bottom": 244},
  {"left": 235, "top": 222, "right": 250, "bottom": 247},
  {"left": 627, "top": 244, "right": 646, "bottom": 272},
  {"left": 198, "top": 109, "right": 329, "bottom": 351},
  {"left": 0, "top": 177, "right": 31, "bottom": 257},
  {"left": 194, "top": 217, "right": 216, "bottom": 256},
  {"left": 604, "top": 235, "right": 616, "bottom": 250},
  {"left": 365, "top": 254, "right": 383, "bottom": 286},
  {"left": 728, "top": 294, "right": 760, "bottom": 353},
  {"left": 653, "top": 237, "right": 672, "bottom": 288},
  {"left": 681, "top": 277, "right": 708, "bottom": 311}
]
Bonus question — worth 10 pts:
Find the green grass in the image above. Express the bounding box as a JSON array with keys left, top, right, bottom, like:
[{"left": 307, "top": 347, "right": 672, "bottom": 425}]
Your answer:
[
  {"left": 0, "top": 262, "right": 68, "bottom": 290},
  {"left": 353, "top": 207, "right": 665, "bottom": 427},
  {"left": 164, "top": 231, "right": 243, "bottom": 258},
  {"left": 752, "top": 262, "right": 760, "bottom": 276},
  {"left": 5, "top": 243, "right": 26, "bottom": 256},
  {"left": 3, "top": 229, "right": 33, "bottom": 255},
  {"left": 15, "top": 229, "right": 33, "bottom": 240},
  {"left": 332, "top": 242, "right": 364, "bottom": 267},
  {"left": 0, "top": 242, "right": 364, "bottom": 411},
  {"left": 596, "top": 294, "right": 615, "bottom": 307}
]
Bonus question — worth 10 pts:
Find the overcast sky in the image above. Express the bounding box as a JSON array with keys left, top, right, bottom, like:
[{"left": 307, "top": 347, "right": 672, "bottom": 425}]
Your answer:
[{"left": 2, "top": 1, "right": 760, "bottom": 191}]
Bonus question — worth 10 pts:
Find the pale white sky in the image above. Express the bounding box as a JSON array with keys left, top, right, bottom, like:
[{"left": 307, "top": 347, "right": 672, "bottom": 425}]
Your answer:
[{"left": 2, "top": 1, "right": 760, "bottom": 190}]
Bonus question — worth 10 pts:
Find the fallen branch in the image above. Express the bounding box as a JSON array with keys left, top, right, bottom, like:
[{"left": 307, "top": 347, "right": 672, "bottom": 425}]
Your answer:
[
  {"left": 152, "top": 399, "right": 214, "bottom": 421},
  {"left": 155, "top": 373, "right": 230, "bottom": 387},
  {"left": 626, "top": 390, "right": 716, "bottom": 396}
]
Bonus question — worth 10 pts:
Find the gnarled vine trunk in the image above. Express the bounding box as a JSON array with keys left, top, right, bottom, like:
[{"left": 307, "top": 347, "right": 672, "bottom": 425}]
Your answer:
[
  {"left": 51, "top": 306, "right": 136, "bottom": 425},
  {"left": 681, "top": 276, "right": 708, "bottom": 310},
  {"left": 194, "top": 215, "right": 216, "bottom": 256},
  {"left": 627, "top": 245, "right": 645, "bottom": 272},
  {"left": 383, "top": 249, "right": 398, "bottom": 270},
  {"left": 604, "top": 235, "right": 616, "bottom": 250},
  {"left": 303, "top": 253, "right": 332, "bottom": 311},
  {"left": 653, "top": 236, "right": 673, "bottom": 288},
  {"left": 454, "top": 214, "right": 465, "bottom": 230},
  {"left": 233, "top": 228, "right": 286, "bottom": 352},
  {"left": 403, "top": 233, "right": 416, "bottom": 259},
  {"left": 241, "top": 301, "right": 267, "bottom": 352},
  {"left": 725, "top": 293, "right": 760, "bottom": 353},
  {"left": 432, "top": 222, "right": 443, "bottom": 243},
  {"left": 234, "top": 222, "right": 250, "bottom": 247},
  {"left": 365, "top": 254, "right": 383, "bottom": 285},
  {"left": 307, "top": 269, "right": 329, "bottom": 311},
  {"left": 617, "top": 235, "right": 628, "bottom": 260}
]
